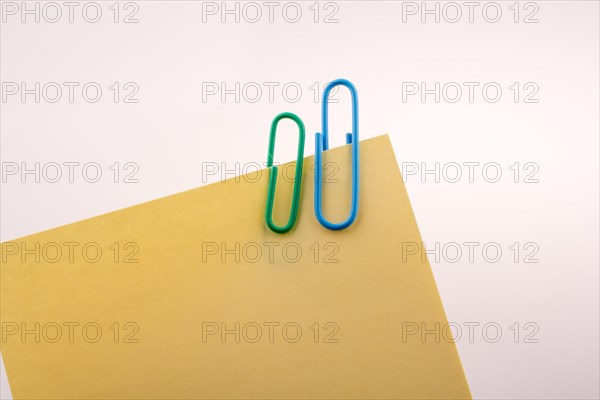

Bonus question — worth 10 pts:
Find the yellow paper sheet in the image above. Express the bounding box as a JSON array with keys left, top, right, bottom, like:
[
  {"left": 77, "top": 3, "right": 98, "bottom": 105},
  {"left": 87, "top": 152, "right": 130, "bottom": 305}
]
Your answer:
[{"left": 0, "top": 135, "right": 470, "bottom": 399}]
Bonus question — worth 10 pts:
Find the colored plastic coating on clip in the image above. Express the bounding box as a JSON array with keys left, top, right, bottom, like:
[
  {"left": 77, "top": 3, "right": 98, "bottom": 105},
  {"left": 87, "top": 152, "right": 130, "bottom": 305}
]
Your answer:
[
  {"left": 265, "top": 112, "right": 306, "bottom": 234},
  {"left": 314, "top": 79, "right": 359, "bottom": 230}
]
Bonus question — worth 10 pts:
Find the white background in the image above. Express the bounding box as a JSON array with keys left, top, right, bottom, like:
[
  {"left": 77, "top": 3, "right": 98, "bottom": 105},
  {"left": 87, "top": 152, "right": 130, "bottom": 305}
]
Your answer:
[{"left": 1, "top": 1, "right": 599, "bottom": 398}]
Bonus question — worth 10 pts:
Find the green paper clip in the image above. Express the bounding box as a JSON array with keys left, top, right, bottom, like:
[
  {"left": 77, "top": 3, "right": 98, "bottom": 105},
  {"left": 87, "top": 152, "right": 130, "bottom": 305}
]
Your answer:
[{"left": 265, "top": 112, "right": 306, "bottom": 234}]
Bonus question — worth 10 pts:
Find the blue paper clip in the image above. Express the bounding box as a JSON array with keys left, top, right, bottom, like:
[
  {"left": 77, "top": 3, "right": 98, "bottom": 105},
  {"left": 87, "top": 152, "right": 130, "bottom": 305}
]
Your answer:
[{"left": 314, "top": 78, "right": 359, "bottom": 230}]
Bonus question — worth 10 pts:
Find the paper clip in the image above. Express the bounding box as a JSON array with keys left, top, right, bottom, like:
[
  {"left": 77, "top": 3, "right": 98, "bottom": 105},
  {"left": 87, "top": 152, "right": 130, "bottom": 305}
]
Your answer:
[
  {"left": 265, "top": 112, "right": 306, "bottom": 234},
  {"left": 314, "top": 79, "right": 359, "bottom": 230}
]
